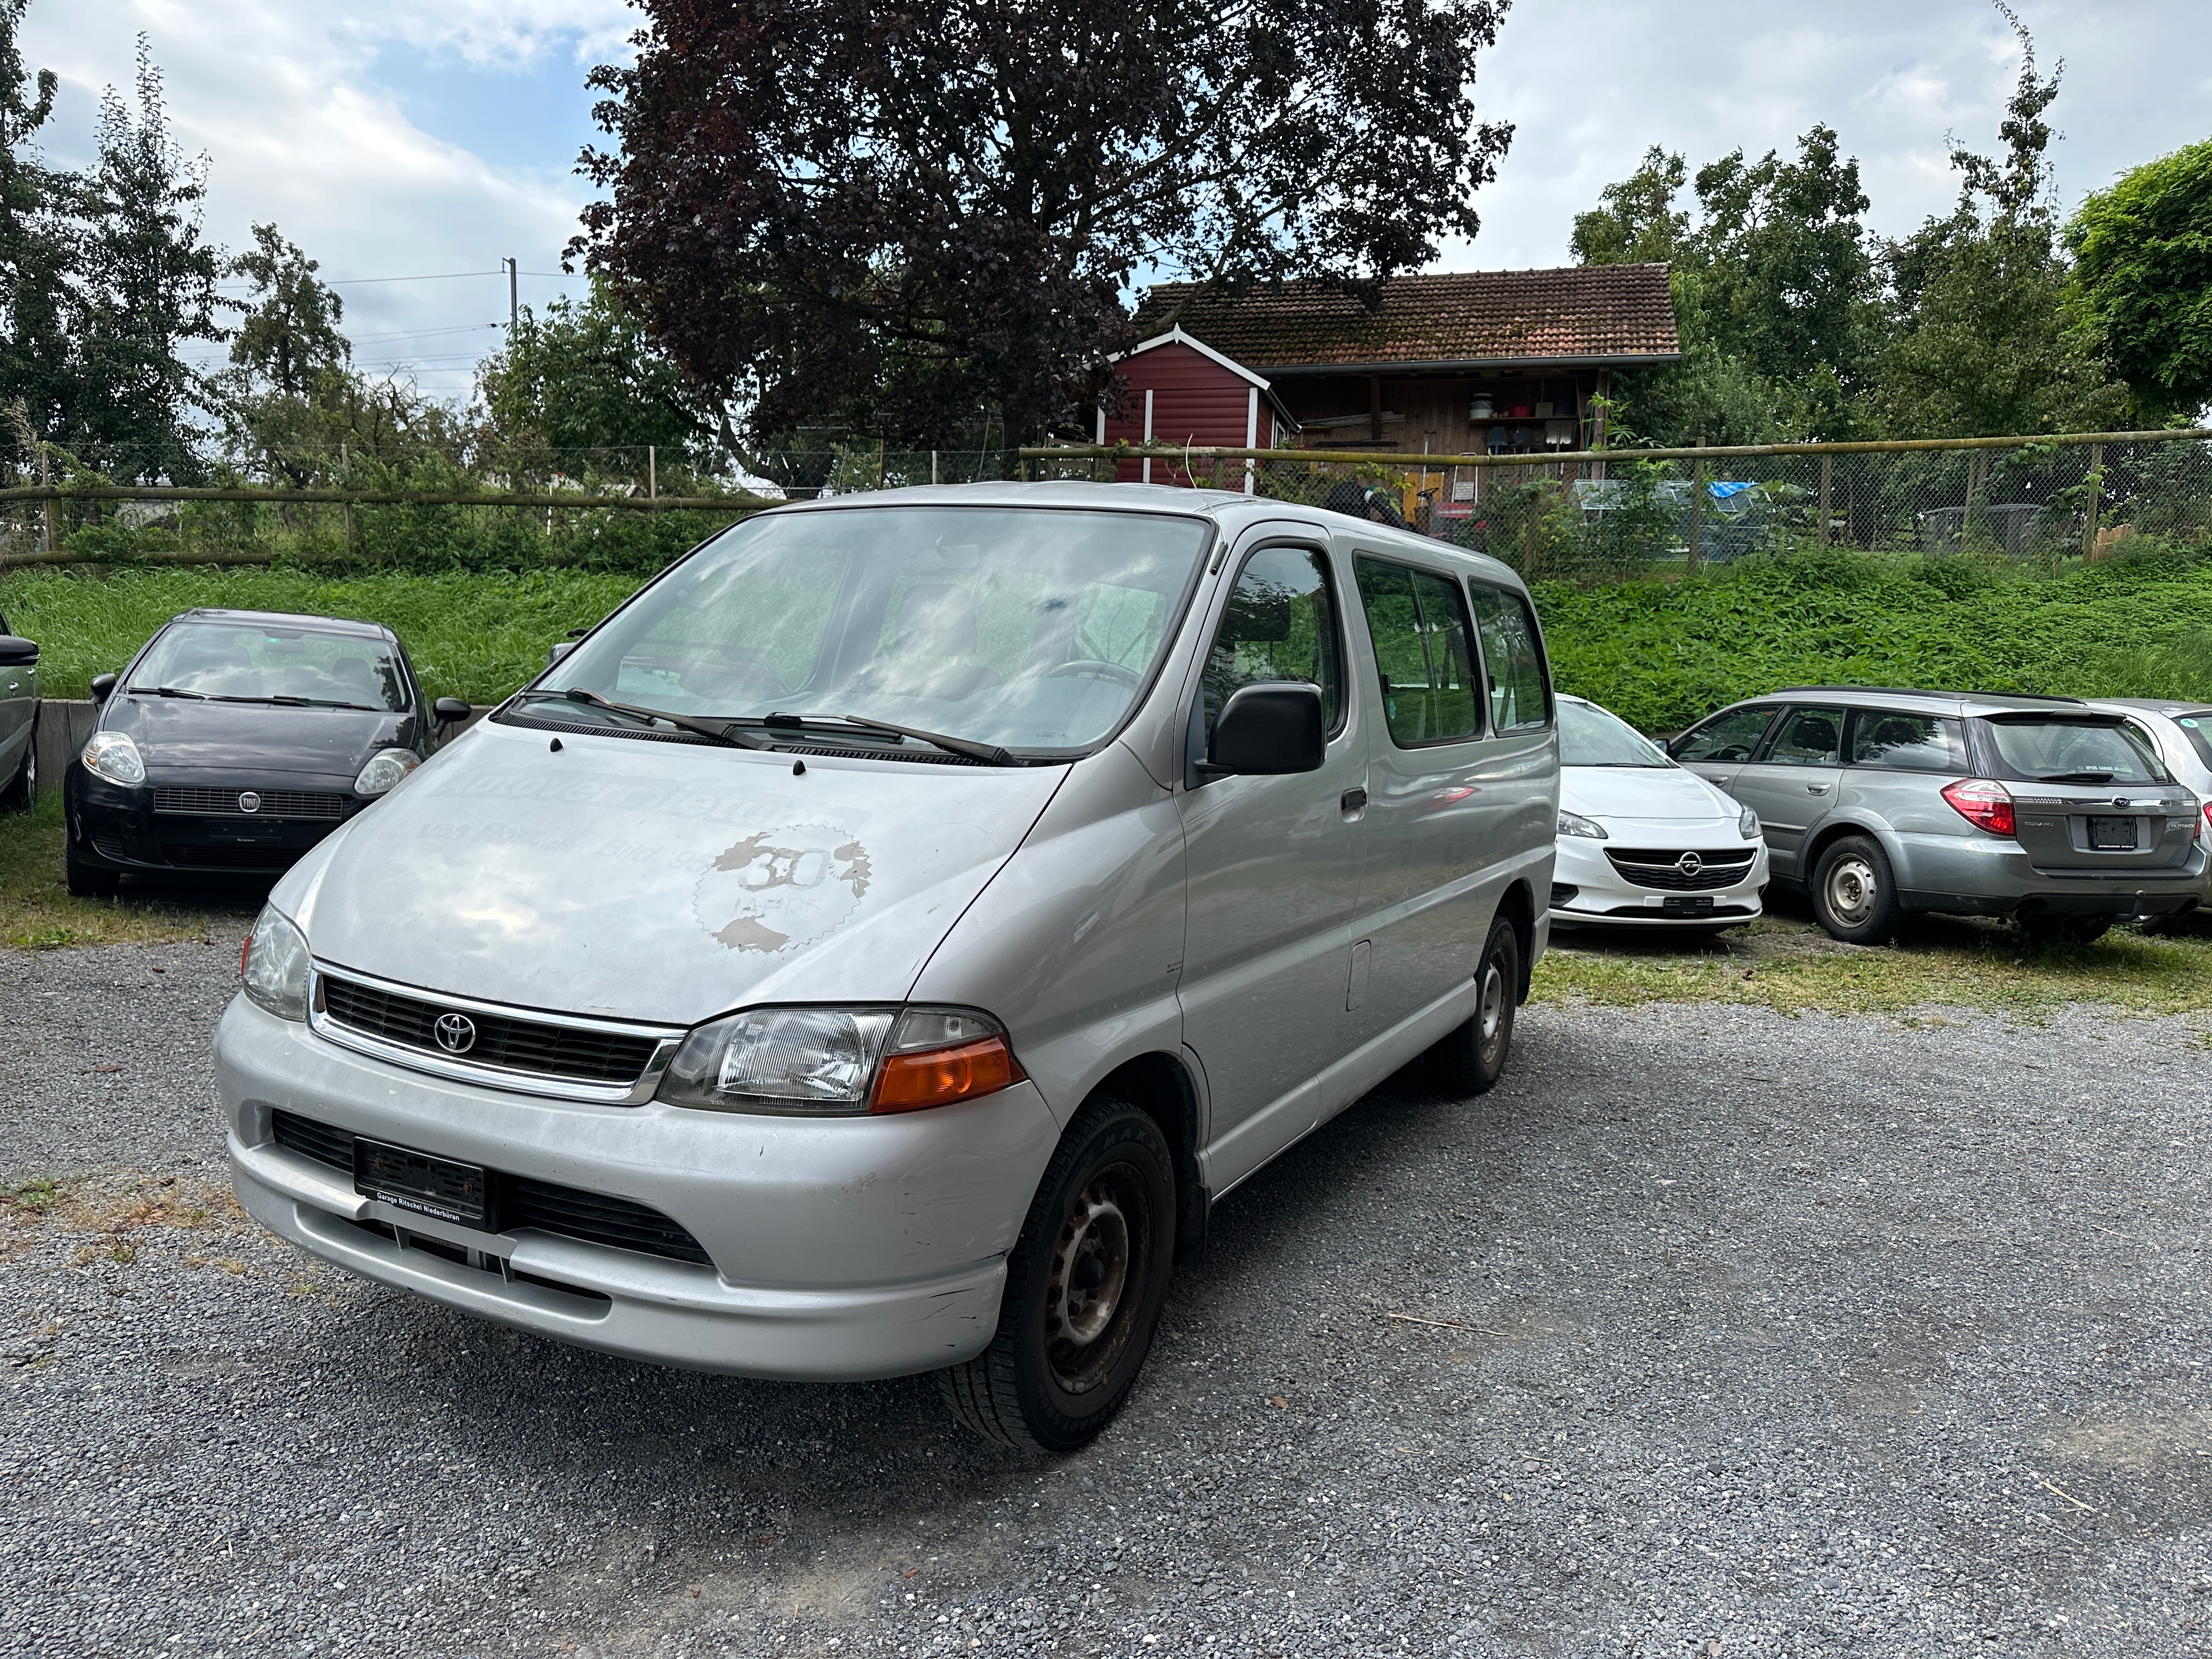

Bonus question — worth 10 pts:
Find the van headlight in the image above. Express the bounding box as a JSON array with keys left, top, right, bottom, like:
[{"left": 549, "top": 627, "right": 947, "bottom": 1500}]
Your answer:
[
  {"left": 353, "top": 748, "right": 420, "bottom": 797},
  {"left": 658, "top": 1006, "right": 1024, "bottom": 1116},
  {"left": 1558, "top": 809, "right": 1607, "bottom": 840},
  {"left": 240, "top": 905, "right": 312, "bottom": 1022},
  {"left": 82, "top": 731, "right": 145, "bottom": 786}
]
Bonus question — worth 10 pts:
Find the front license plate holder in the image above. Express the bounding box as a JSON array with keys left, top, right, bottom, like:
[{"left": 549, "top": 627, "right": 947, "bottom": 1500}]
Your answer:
[
  {"left": 354, "top": 1138, "right": 491, "bottom": 1228},
  {"left": 2087, "top": 815, "right": 2138, "bottom": 851},
  {"left": 1662, "top": 895, "right": 1716, "bottom": 912}
]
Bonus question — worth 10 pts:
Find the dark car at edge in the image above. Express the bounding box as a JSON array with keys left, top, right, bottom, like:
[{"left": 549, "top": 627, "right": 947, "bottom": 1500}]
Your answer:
[{"left": 63, "top": 608, "right": 467, "bottom": 894}]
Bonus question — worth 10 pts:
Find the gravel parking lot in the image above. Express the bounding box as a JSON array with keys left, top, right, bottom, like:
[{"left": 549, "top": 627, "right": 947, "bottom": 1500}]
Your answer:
[{"left": 4, "top": 942, "right": 2210, "bottom": 1658}]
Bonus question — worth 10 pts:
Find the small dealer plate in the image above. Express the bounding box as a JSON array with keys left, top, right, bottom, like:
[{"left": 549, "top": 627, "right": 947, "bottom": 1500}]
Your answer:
[
  {"left": 2087, "top": 815, "right": 2138, "bottom": 851},
  {"left": 1662, "top": 895, "right": 1717, "bottom": 912},
  {"left": 354, "top": 1138, "right": 490, "bottom": 1228}
]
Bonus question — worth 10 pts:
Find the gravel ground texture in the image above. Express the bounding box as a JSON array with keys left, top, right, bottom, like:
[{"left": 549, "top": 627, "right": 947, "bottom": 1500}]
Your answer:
[{"left": 3, "top": 943, "right": 2210, "bottom": 1658}]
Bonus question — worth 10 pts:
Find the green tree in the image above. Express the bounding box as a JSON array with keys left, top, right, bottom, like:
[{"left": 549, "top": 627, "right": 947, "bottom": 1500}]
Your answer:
[
  {"left": 2065, "top": 137, "right": 2212, "bottom": 422},
  {"left": 0, "top": 0, "right": 70, "bottom": 451},
  {"left": 1570, "top": 147, "right": 1688, "bottom": 267},
  {"left": 477, "top": 278, "right": 723, "bottom": 467},
  {"left": 65, "top": 37, "right": 230, "bottom": 483},
  {"left": 228, "top": 223, "right": 346, "bottom": 399},
  {"left": 1874, "top": 8, "right": 2125, "bottom": 438}
]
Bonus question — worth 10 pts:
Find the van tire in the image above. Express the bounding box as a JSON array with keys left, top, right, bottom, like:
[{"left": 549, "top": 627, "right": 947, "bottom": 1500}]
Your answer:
[
  {"left": 1809, "top": 834, "right": 1900, "bottom": 944},
  {"left": 1428, "top": 916, "right": 1520, "bottom": 1098},
  {"left": 938, "top": 1096, "right": 1176, "bottom": 1454}
]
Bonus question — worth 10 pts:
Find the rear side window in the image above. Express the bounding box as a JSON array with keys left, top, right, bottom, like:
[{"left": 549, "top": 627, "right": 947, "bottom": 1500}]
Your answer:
[
  {"left": 1466, "top": 582, "right": 1551, "bottom": 733},
  {"left": 1848, "top": 710, "right": 1967, "bottom": 773},
  {"left": 1762, "top": 706, "right": 1844, "bottom": 766},
  {"left": 2173, "top": 712, "right": 2212, "bottom": 770},
  {"left": 1202, "top": 546, "right": 1344, "bottom": 740},
  {"left": 1983, "top": 716, "right": 2168, "bottom": 785},
  {"left": 1355, "top": 557, "right": 1482, "bottom": 746},
  {"left": 1675, "top": 704, "right": 1775, "bottom": 763}
]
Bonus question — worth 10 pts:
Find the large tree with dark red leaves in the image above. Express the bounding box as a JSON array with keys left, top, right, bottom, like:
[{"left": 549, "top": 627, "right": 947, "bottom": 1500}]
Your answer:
[{"left": 571, "top": 0, "right": 1514, "bottom": 448}]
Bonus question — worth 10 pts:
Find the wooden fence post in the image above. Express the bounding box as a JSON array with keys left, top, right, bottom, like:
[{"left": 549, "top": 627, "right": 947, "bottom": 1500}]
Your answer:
[
  {"left": 1819, "top": 453, "right": 1833, "bottom": 545},
  {"left": 1688, "top": 440, "right": 1706, "bottom": 576},
  {"left": 2081, "top": 443, "right": 2103, "bottom": 558},
  {"left": 648, "top": 445, "right": 657, "bottom": 505},
  {"left": 341, "top": 442, "right": 356, "bottom": 558}
]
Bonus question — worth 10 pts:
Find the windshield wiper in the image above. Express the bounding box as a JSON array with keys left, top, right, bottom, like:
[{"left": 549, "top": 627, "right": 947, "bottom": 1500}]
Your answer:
[
  {"left": 514, "top": 687, "right": 773, "bottom": 751},
  {"left": 131, "top": 685, "right": 207, "bottom": 699},
  {"left": 836, "top": 714, "right": 1030, "bottom": 767},
  {"left": 2035, "top": 770, "right": 2117, "bottom": 783}
]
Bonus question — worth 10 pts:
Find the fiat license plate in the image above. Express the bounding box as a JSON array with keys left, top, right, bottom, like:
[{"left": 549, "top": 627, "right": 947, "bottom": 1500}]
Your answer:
[
  {"left": 2087, "top": 816, "right": 2138, "bottom": 851},
  {"left": 354, "top": 1138, "right": 489, "bottom": 1227}
]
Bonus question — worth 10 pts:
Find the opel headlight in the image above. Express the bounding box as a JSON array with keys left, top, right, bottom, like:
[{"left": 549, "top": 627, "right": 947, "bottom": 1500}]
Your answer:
[
  {"left": 82, "top": 731, "right": 145, "bottom": 786},
  {"left": 240, "top": 904, "right": 311, "bottom": 1022},
  {"left": 353, "top": 748, "right": 420, "bottom": 797},
  {"left": 659, "top": 1005, "right": 1023, "bottom": 1116},
  {"left": 1738, "top": 804, "right": 1762, "bottom": 840},
  {"left": 1558, "top": 809, "right": 1608, "bottom": 840}
]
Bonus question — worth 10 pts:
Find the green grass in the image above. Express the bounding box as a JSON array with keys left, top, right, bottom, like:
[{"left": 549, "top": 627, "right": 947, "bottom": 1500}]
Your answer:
[
  {"left": 1536, "top": 540, "right": 2212, "bottom": 732},
  {"left": 0, "top": 791, "right": 261, "bottom": 950},
  {"left": 0, "top": 566, "right": 644, "bottom": 704},
  {"left": 1534, "top": 909, "right": 2212, "bottom": 1022}
]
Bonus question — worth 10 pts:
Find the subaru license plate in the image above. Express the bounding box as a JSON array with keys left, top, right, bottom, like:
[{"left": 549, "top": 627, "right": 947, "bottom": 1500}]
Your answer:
[
  {"left": 354, "top": 1138, "right": 489, "bottom": 1228},
  {"left": 2087, "top": 816, "right": 2138, "bottom": 851}
]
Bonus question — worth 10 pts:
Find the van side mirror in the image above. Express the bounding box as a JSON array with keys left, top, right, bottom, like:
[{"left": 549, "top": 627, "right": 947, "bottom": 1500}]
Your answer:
[
  {"left": 1204, "top": 682, "right": 1326, "bottom": 778},
  {"left": 89, "top": 672, "right": 116, "bottom": 702},
  {"left": 546, "top": 640, "right": 575, "bottom": 668},
  {"left": 433, "top": 697, "right": 472, "bottom": 729}
]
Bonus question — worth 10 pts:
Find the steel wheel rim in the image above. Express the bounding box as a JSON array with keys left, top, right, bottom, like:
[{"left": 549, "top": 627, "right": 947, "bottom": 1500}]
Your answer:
[
  {"left": 1825, "top": 856, "right": 1878, "bottom": 925},
  {"left": 1046, "top": 1167, "right": 1147, "bottom": 1395},
  {"left": 1476, "top": 959, "right": 1506, "bottom": 1064}
]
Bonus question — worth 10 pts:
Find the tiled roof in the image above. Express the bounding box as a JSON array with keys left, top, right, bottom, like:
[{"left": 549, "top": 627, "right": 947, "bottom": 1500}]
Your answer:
[{"left": 1132, "top": 265, "right": 1679, "bottom": 371}]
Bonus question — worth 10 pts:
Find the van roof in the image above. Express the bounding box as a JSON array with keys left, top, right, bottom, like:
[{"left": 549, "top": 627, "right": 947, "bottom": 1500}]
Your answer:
[{"left": 760, "top": 480, "right": 1530, "bottom": 592}]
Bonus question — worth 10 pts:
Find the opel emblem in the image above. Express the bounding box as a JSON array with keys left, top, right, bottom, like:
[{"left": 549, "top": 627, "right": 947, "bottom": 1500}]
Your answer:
[
  {"left": 1676, "top": 851, "right": 1703, "bottom": 876},
  {"left": 433, "top": 1012, "right": 477, "bottom": 1054},
  {"left": 238, "top": 791, "right": 261, "bottom": 814}
]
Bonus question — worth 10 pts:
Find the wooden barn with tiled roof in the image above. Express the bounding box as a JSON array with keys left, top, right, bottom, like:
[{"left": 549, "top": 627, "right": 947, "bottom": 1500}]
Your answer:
[{"left": 1131, "top": 264, "right": 1680, "bottom": 457}]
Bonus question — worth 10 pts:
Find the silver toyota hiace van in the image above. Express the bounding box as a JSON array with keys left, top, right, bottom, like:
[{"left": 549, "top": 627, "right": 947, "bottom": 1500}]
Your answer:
[{"left": 216, "top": 483, "right": 1559, "bottom": 1451}]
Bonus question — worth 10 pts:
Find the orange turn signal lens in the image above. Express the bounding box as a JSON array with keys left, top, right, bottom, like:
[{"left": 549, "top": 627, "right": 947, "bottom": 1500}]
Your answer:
[{"left": 869, "top": 1035, "right": 1024, "bottom": 1114}]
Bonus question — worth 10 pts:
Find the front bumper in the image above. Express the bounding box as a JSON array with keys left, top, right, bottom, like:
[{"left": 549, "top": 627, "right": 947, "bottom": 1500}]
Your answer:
[
  {"left": 1547, "top": 834, "right": 1770, "bottom": 928},
  {"left": 217, "top": 995, "right": 1059, "bottom": 1380},
  {"left": 65, "top": 768, "right": 362, "bottom": 877}
]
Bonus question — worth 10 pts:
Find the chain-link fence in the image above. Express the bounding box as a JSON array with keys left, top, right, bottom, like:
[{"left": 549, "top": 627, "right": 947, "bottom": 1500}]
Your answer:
[{"left": 1024, "top": 431, "right": 2212, "bottom": 582}]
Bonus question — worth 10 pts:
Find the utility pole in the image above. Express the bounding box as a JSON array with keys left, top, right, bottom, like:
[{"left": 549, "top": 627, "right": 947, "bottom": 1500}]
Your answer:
[{"left": 504, "top": 257, "right": 518, "bottom": 332}]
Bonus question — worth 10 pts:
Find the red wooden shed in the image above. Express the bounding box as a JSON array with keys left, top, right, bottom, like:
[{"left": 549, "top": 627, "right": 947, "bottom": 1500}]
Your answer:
[{"left": 1098, "top": 327, "right": 1298, "bottom": 491}]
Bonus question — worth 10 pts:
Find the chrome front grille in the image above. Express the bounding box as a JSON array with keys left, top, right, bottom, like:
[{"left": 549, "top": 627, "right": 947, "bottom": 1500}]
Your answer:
[
  {"left": 154, "top": 786, "right": 349, "bottom": 819},
  {"left": 1604, "top": 848, "right": 1759, "bottom": 891},
  {"left": 308, "top": 966, "right": 682, "bottom": 1104}
]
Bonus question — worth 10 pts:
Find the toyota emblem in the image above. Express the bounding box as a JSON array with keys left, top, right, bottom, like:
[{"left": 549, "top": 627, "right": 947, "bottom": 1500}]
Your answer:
[
  {"left": 238, "top": 791, "right": 261, "bottom": 814},
  {"left": 1675, "top": 851, "right": 1704, "bottom": 876},
  {"left": 433, "top": 1012, "right": 477, "bottom": 1054}
]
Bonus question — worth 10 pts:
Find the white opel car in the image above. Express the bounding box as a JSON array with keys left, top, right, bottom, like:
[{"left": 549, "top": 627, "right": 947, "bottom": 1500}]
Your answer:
[{"left": 1549, "top": 694, "right": 1769, "bottom": 934}]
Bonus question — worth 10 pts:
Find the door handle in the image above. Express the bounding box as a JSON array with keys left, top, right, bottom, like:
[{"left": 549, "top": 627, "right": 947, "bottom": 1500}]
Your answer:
[
  {"left": 1340, "top": 787, "right": 1368, "bottom": 813},
  {"left": 1806, "top": 783, "right": 1829, "bottom": 794}
]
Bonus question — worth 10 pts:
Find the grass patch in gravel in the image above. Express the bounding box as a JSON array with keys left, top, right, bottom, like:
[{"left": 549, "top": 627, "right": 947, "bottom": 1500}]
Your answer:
[
  {"left": 1534, "top": 907, "right": 2212, "bottom": 1019},
  {"left": 0, "top": 792, "right": 255, "bottom": 950}
]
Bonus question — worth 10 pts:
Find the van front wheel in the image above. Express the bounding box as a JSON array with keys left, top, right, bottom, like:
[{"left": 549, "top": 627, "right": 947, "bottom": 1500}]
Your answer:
[
  {"left": 1429, "top": 916, "right": 1521, "bottom": 1098},
  {"left": 939, "top": 1096, "right": 1176, "bottom": 1453}
]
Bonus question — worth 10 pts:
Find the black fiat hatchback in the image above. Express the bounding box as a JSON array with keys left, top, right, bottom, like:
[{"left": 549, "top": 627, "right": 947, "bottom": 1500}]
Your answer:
[{"left": 63, "top": 608, "right": 467, "bottom": 895}]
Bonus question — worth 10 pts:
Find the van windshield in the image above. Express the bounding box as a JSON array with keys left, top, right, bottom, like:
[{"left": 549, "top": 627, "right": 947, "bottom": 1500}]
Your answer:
[{"left": 541, "top": 507, "right": 1211, "bottom": 753}]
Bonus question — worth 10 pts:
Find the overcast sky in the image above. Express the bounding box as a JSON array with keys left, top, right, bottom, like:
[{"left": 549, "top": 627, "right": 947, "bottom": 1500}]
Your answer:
[{"left": 21, "top": 0, "right": 2211, "bottom": 400}]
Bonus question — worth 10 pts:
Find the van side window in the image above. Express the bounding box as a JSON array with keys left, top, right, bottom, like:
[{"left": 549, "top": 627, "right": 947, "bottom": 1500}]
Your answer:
[
  {"left": 1465, "top": 582, "right": 1551, "bottom": 733},
  {"left": 1847, "top": 709, "right": 1967, "bottom": 773},
  {"left": 1201, "top": 546, "right": 1343, "bottom": 740},
  {"left": 1354, "top": 557, "right": 1482, "bottom": 747}
]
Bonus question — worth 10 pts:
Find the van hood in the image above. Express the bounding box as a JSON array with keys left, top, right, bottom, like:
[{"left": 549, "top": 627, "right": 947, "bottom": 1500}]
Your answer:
[
  {"left": 276, "top": 719, "right": 1069, "bottom": 1025},
  {"left": 1561, "top": 765, "right": 1739, "bottom": 825}
]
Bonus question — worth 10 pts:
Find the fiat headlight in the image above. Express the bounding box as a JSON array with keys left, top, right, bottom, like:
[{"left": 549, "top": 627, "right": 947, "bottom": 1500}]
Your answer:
[
  {"left": 659, "top": 1006, "right": 1023, "bottom": 1116},
  {"left": 1738, "top": 804, "right": 1762, "bottom": 840},
  {"left": 82, "top": 731, "right": 145, "bottom": 786},
  {"left": 1558, "top": 809, "right": 1607, "bottom": 840},
  {"left": 353, "top": 748, "right": 420, "bottom": 797},
  {"left": 240, "top": 904, "right": 311, "bottom": 1022}
]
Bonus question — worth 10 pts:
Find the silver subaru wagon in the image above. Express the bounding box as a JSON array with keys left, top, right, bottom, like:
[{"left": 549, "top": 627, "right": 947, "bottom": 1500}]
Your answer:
[
  {"left": 216, "top": 483, "right": 1560, "bottom": 1451},
  {"left": 1670, "top": 686, "right": 2207, "bottom": 944}
]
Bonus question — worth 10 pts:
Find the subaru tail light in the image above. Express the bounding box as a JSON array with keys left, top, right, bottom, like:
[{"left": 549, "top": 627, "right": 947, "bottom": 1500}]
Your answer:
[{"left": 1942, "top": 777, "right": 2016, "bottom": 837}]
